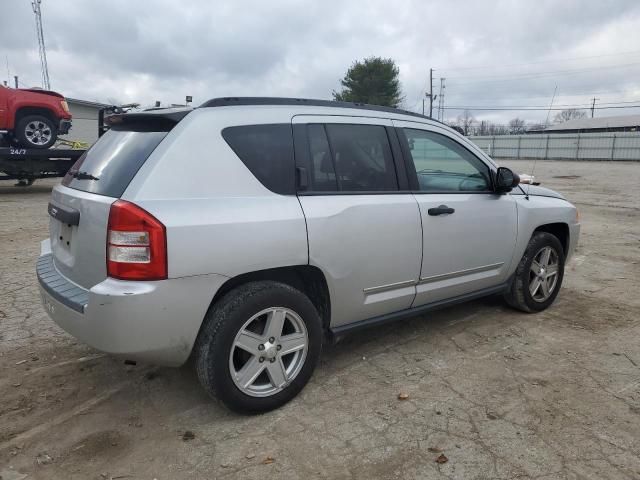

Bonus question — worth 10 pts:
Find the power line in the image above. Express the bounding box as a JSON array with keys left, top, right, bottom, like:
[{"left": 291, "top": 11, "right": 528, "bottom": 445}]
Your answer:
[
  {"left": 446, "top": 63, "right": 640, "bottom": 84},
  {"left": 437, "top": 99, "right": 640, "bottom": 109},
  {"left": 439, "top": 49, "right": 640, "bottom": 72},
  {"left": 445, "top": 90, "right": 640, "bottom": 101},
  {"left": 442, "top": 104, "right": 640, "bottom": 111}
]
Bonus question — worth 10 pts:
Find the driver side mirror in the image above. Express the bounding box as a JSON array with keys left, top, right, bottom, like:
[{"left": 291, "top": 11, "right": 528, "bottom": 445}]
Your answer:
[{"left": 495, "top": 167, "right": 520, "bottom": 193}]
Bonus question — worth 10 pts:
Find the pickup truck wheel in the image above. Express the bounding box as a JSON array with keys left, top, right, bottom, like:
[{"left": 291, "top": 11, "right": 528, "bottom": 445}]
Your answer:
[
  {"left": 504, "top": 232, "right": 565, "bottom": 313},
  {"left": 195, "top": 281, "right": 323, "bottom": 413},
  {"left": 15, "top": 115, "right": 58, "bottom": 149}
]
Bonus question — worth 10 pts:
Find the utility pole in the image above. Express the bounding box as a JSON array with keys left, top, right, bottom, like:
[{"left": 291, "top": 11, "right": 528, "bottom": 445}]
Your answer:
[
  {"left": 590, "top": 97, "right": 599, "bottom": 118},
  {"left": 428, "top": 68, "right": 434, "bottom": 117},
  {"left": 31, "top": 0, "right": 50, "bottom": 90},
  {"left": 423, "top": 68, "right": 438, "bottom": 118},
  {"left": 14, "top": 75, "right": 18, "bottom": 88},
  {"left": 437, "top": 77, "right": 446, "bottom": 121}
]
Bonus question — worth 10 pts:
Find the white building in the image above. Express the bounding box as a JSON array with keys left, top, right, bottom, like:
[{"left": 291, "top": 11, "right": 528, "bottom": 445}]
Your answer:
[
  {"left": 534, "top": 114, "right": 640, "bottom": 134},
  {"left": 61, "top": 98, "right": 111, "bottom": 146}
]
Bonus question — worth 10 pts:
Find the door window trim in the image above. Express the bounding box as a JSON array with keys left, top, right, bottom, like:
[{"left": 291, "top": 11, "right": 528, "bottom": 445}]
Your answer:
[{"left": 396, "top": 126, "right": 497, "bottom": 194}]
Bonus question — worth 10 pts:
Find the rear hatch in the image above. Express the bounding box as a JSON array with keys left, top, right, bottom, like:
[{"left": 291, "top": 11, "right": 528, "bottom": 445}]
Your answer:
[{"left": 49, "top": 110, "right": 188, "bottom": 289}]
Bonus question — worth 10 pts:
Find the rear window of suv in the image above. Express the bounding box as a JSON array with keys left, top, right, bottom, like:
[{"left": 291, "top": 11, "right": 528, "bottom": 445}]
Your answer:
[{"left": 62, "top": 127, "right": 168, "bottom": 198}]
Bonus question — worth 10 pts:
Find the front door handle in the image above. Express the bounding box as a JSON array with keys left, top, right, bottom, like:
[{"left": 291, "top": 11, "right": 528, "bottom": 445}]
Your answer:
[{"left": 428, "top": 205, "right": 455, "bottom": 216}]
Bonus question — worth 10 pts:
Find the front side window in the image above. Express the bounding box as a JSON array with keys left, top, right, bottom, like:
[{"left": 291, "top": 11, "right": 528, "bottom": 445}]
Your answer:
[
  {"left": 402, "top": 128, "right": 491, "bottom": 192},
  {"left": 322, "top": 124, "right": 398, "bottom": 192}
]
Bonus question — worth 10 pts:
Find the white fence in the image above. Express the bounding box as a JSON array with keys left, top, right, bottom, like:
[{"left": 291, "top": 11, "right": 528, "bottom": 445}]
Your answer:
[{"left": 469, "top": 132, "right": 640, "bottom": 161}]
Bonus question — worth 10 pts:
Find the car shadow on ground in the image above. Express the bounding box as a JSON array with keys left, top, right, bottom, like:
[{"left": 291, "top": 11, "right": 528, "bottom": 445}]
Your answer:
[
  {"left": 322, "top": 295, "right": 506, "bottom": 362},
  {"left": 0, "top": 183, "right": 55, "bottom": 195}
]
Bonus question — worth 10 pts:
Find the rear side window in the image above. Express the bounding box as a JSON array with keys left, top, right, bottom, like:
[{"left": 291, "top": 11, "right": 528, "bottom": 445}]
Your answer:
[
  {"left": 323, "top": 124, "right": 398, "bottom": 192},
  {"left": 222, "top": 124, "right": 295, "bottom": 195},
  {"left": 62, "top": 128, "right": 168, "bottom": 198},
  {"left": 307, "top": 124, "right": 338, "bottom": 191}
]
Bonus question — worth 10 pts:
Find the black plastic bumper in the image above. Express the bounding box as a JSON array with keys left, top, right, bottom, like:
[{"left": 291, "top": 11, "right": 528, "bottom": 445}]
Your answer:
[
  {"left": 59, "top": 119, "right": 72, "bottom": 135},
  {"left": 37, "top": 253, "right": 88, "bottom": 313}
]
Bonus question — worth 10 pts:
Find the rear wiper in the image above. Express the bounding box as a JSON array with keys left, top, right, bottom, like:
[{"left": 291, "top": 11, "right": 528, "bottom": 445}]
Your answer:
[{"left": 68, "top": 170, "right": 99, "bottom": 181}]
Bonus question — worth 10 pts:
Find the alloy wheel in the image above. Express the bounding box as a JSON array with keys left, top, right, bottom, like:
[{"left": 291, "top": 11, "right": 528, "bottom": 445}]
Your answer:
[
  {"left": 229, "top": 307, "right": 308, "bottom": 397},
  {"left": 25, "top": 121, "right": 52, "bottom": 146},
  {"left": 529, "top": 246, "right": 559, "bottom": 302}
]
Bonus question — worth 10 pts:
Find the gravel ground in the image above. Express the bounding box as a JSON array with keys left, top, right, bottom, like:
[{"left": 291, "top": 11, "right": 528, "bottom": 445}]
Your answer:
[{"left": 1, "top": 160, "right": 639, "bottom": 480}]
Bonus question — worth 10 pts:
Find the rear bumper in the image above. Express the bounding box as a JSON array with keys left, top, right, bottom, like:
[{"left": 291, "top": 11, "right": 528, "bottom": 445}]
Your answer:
[
  {"left": 59, "top": 119, "right": 72, "bottom": 135},
  {"left": 37, "top": 245, "right": 228, "bottom": 366}
]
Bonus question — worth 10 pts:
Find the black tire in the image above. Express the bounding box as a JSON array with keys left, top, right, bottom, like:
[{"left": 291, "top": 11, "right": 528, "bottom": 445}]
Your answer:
[
  {"left": 15, "top": 114, "right": 58, "bottom": 149},
  {"left": 504, "top": 232, "right": 565, "bottom": 313},
  {"left": 195, "top": 281, "right": 323, "bottom": 414}
]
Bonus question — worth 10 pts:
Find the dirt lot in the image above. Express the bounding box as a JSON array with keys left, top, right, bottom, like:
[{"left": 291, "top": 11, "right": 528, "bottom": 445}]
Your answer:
[{"left": 1, "top": 160, "right": 639, "bottom": 480}]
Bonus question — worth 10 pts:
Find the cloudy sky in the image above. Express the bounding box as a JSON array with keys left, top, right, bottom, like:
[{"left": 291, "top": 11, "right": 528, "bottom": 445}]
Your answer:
[{"left": 2, "top": 0, "right": 640, "bottom": 125}]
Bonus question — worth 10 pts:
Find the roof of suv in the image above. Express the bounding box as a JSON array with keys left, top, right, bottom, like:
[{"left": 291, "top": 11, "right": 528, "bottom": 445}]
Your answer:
[
  {"left": 200, "top": 97, "right": 445, "bottom": 125},
  {"left": 108, "top": 97, "right": 447, "bottom": 129}
]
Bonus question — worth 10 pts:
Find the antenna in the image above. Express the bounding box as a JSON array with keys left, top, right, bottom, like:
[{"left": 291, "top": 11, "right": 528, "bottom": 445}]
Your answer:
[
  {"left": 31, "top": 0, "right": 50, "bottom": 90},
  {"left": 528, "top": 85, "right": 557, "bottom": 197},
  {"left": 590, "top": 97, "right": 599, "bottom": 118}
]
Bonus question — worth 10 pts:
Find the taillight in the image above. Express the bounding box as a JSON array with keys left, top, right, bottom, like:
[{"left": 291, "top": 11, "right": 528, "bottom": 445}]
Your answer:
[{"left": 107, "top": 200, "right": 167, "bottom": 280}]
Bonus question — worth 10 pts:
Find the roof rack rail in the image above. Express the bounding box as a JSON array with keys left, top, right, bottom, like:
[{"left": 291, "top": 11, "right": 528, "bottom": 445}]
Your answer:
[{"left": 199, "top": 97, "right": 445, "bottom": 124}]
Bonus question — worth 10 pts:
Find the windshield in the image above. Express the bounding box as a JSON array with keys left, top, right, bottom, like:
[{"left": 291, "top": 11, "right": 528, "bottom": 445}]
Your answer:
[{"left": 62, "top": 128, "right": 168, "bottom": 198}]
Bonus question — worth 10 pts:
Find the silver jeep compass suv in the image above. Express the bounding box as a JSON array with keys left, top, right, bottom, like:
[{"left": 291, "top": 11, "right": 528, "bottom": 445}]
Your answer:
[{"left": 37, "top": 97, "right": 580, "bottom": 412}]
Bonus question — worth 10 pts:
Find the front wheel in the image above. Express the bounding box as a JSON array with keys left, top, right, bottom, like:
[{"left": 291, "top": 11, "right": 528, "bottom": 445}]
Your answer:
[
  {"left": 504, "top": 232, "right": 565, "bottom": 312},
  {"left": 195, "top": 281, "right": 323, "bottom": 413},
  {"left": 15, "top": 115, "right": 58, "bottom": 149}
]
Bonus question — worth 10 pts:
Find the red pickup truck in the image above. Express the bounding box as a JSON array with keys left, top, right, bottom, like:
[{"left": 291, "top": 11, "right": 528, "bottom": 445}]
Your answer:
[{"left": 0, "top": 85, "right": 72, "bottom": 149}]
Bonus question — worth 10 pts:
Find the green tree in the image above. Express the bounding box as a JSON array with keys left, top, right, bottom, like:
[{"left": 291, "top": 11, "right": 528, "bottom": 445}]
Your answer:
[{"left": 333, "top": 57, "right": 403, "bottom": 107}]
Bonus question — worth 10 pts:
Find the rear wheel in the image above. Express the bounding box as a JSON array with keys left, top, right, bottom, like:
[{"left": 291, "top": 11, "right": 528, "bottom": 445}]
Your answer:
[
  {"left": 504, "top": 232, "right": 565, "bottom": 312},
  {"left": 15, "top": 114, "right": 58, "bottom": 149},
  {"left": 195, "top": 281, "right": 323, "bottom": 413}
]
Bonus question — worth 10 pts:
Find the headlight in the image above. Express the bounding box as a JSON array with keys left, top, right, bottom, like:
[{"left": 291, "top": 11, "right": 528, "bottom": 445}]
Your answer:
[{"left": 60, "top": 100, "right": 69, "bottom": 113}]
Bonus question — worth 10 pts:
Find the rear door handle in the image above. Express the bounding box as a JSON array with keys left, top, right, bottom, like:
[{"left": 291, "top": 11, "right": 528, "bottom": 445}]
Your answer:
[
  {"left": 427, "top": 205, "right": 455, "bottom": 216},
  {"left": 48, "top": 201, "right": 80, "bottom": 225}
]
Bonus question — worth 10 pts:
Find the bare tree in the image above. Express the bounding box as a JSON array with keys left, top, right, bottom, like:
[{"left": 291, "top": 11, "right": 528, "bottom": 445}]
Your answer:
[
  {"left": 492, "top": 124, "right": 509, "bottom": 135},
  {"left": 477, "top": 120, "right": 490, "bottom": 136},
  {"left": 457, "top": 110, "right": 476, "bottom": 136},
  {"left": 553, "top": 109, "right": 587, "bottom": 124},
  {"left": 483, "top": 122, "right": 508, "bottom": 135},
  {"left": 508, "top": 118, "right": 527, "bottom": 134},
  {"left": 464, "top": 118, "right": 515, "bottom": 136}
]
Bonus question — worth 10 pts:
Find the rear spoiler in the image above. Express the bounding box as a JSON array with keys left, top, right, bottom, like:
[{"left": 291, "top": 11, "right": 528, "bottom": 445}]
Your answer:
[
  {"left": 104, "top": 109, "right": 192, "bottom": 132},
  {"left": 105, "top": 110, "right": 191, "bottom": 126}
]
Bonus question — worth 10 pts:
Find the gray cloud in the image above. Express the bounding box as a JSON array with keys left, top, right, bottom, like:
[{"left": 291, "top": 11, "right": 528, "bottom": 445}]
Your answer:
[{"left": 2, "top": 0, "right": 639, "bottom": 124}]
